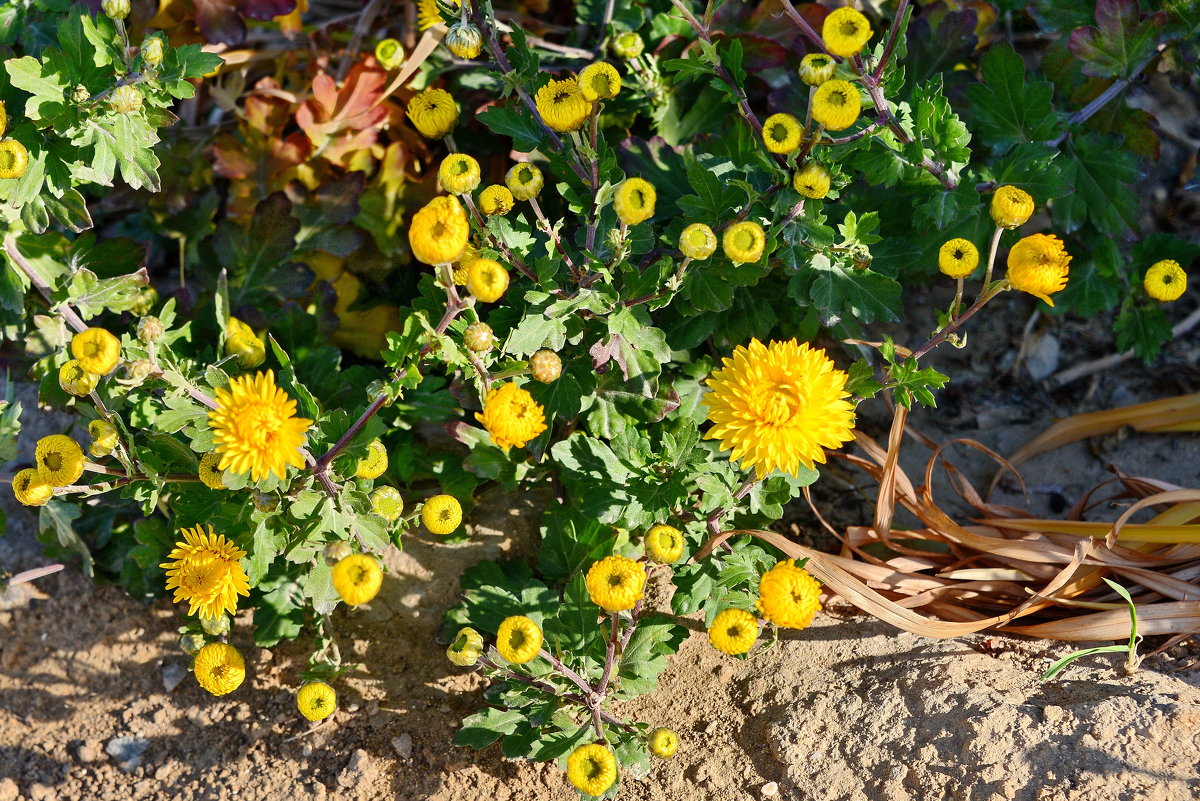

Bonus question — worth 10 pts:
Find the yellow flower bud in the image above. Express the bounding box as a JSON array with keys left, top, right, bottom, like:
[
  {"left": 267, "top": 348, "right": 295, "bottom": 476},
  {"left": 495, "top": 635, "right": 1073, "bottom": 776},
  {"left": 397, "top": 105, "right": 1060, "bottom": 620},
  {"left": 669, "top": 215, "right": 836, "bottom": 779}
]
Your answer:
[
  {"left": 0, "top": 140, "right": 29, "bottom": 180},
  {"left": 438, "top": 153, "right": 481, "bottom": 195},
  {"left": 529, "top": 349, "right": 562, "bottom": 383},
  {"left": 989, "top": 185, "right": 1035, "bottom": 229},
  {"left": 679, "top": 223, "right": 717, "bottom": 260},
  {"left": 505, "top": 162, "right": 543, "bottom": 201},
  {"left": 445, "top": 22, "right": 483, "bottom": 59},
  {"left": 59, "top": 360, "right": 100, "bottom": 396},
  {"left": 466, "top": 258, "right": 509, "bottom": 303},
  {"left": 375, "top": 39, "right": 405, "bottom": 70},
  {"left": 479, "top": 184, "right": 514, "bottom": 216}
]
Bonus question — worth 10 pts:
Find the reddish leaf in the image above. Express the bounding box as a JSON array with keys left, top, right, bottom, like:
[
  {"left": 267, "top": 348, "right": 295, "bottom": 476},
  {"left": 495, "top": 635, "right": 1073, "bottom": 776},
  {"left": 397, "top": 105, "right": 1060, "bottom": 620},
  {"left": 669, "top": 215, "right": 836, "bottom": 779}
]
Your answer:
[
  {"left": 1068, "top": 0, "right": 1167, "bottom": 78},
  {"left": 194, "top": 0, "right": 246, "bottom": 46},
  {"left": 295, "top": 63, "right": 390, "bottom": 163}
]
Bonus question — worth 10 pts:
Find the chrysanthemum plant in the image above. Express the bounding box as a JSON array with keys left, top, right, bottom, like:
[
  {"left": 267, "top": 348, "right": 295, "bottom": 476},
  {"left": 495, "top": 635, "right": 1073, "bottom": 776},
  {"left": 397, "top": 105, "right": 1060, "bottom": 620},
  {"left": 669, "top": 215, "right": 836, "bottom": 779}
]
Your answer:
[{"left": 1, "top": 0, "right": 1198, "bottom": 798}]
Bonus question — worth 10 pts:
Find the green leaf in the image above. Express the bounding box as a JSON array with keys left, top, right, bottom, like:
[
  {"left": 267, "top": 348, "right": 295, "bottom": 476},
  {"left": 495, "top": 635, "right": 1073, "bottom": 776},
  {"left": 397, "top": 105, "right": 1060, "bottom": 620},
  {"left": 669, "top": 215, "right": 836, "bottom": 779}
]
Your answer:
[
  {"left": 1114, "top": 301, "right": 1172, "bottom": 364},
  {"left": 253, "top": 579, "right": 305, "bottom": 647},
  {"left": 454, "top": 707, "right": 526, "bottom": 749},
  {"left": 1055, "top": 238, "right": 1123, "bottom": 316},
  {"left": 794, "top": 254, "right": 902, "bottom": 326},
  {"left": 1052, "top": 133, "right": 1141, "bottom": 235},
  {"left": 38, "top": 500, "right": 92, "bottom": 576},
  {"left": 966, "top": 42, "right": 1062, "bottom": 153},
  {"left": 59, "top": 267, "right": 149, "bottom": 318},
  {"left": 478, "top": 105, "right": 545, "bottom": 153},
  {"left": 845, "top": 358, "right": 883, "bottom": 399},
  {"left": 537, "top": 509, "right": 612, "bottom": 582},
  {"left": 677, "top": 157, "right": 741, "bottom": 220},
  {"left": 613, "top": 613, "right": 686, "bottom": 700},
  {"left": 5, "top": 55, "right": 69, "bottom": 123}
]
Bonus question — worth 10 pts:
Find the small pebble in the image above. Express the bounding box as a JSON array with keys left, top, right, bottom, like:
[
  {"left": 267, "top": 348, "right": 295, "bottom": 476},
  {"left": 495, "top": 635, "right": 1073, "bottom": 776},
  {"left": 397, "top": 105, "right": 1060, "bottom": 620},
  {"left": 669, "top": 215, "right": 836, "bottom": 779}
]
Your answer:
[
  {"left": 105, "top": 735, "right": 150, "bottom": 772},
  {"left": 162, "top": 663, "right": 188, "bottom": 693},
  {"left": 761, "top": 782, "right": 780, "bottom": 798},
  {"left": 392, "top": 734, "right": 413, "bottom": 759}
]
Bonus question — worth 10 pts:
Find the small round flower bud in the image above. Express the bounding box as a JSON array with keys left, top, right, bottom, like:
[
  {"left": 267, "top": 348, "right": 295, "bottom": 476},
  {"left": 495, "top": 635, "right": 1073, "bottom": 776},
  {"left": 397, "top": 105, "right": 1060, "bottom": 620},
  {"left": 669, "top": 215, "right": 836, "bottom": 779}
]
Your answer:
[
  {"left": 0, "top": 140, "right": 29, "bottom": 179},
  {"left": 225, "top": 317, "right": 265, "bottom": 369},
  {"left": 88, "top": 420, "right": 119, "bottom": 459},
  {"left": 130, "top": 285, "right": 158, "bottom": 317},
  {"left": 137, "top": 316, "right": 164, "bottom": 343},
  {"left": 108, "top": 85, "right": 143, "bottom": 114},
  {"left": 375, "top": 38, "right": 405, "bottom": 70},
  {"left": 612, "top": 31, "right": 644, "bottom": 59},
  {"left": 102, "top": 0, "right": 130, "bottom": 21},
  {"left": 59, "top": 360, "right": 100, "bottom": 396},
  {"left": 179, "top": 632, "right": 206, "bottom": 656},
  {"left": 71, "top": 84, "right": 90, "bottom": 104},
  {"left": 252, "top": 492, "right": 278, "bottom": 513},
  {"left": 463, "top": 322, "right": 496, "bottom": 353},
  {"left": 124, "top": 359, "right": 155, "bottom": 383},
  {"left": 649, "top": 727, "right": 680, "bottom": 759},
  {"left": 793, "top": 163, "right": 831, "bottom": 200},
  {"left": 370, "top": 486, "right": 404, "bottom": 523},
  {"left": 989, "top": 185, "right": 1035, "bottom": 229},
  {"left": 366, "top": 379, "right": 396, "bottom": 407},
  {"left": 504, "top": 162, "right": 544, "bottom": 201},
  {"left": 798, "top": 53, "right": 836, "bottom": 86},
  {"left": 529, "top": 350, "right": 562, "bottom": 384},
  {"left": 324, "top": 541, "right": 353, "bottom": 566},
  {"left": 141, "top": 37, "right": 165, "bottom": 68},
  {"left": 678, "top": 223, "right": 717, "bottom": 260},
  {"left": 445, "top": 22, "right": 483, "bottom": 59},
  {"left": 479, "top": 185, "right": 514, "bottom": 216},
  {"left": 200, "top": 615, "right": 231, "bottom": 637},
  {"left": 446, "top": 627, "right": 484, "bottom": 667}
]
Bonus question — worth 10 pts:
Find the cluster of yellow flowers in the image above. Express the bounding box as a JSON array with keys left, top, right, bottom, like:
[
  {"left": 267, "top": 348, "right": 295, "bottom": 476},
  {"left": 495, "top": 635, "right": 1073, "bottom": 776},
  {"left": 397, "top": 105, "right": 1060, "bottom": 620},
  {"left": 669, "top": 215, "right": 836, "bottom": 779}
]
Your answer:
[{"left": 709, "top": 560, "right": 823, "bottom": 656}]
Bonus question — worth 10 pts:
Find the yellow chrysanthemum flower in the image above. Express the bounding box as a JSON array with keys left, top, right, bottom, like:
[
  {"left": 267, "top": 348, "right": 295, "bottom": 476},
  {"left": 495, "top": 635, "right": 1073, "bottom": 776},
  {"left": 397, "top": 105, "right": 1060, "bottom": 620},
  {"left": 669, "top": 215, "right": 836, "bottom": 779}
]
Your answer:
[
  {"left": 370, "top": 486, "right": 404, "bottom": 522},
  {"left": 708, "top": 608, "right": 759, "bottom": 655},
  {"left": 585, "top": 555, "right": 646, "bottom": 612},
  {"left": 722, "top": 221, "right": 767, "bottom": 264},
  {"left": 799, "top": 53, "right": 836, "bottom": 86},
  {"left": 1006, "top": 233, "right": 1072, "bottom": 307},
  {"left": 59, "top": 360, "right": 100, "bottom": 396},
  {"left": 447, "top": 626, "right": 484, "bottom": 666},
  {"left": 439, "top": 153, "right": 481, "bottom": 195},
  {"left": 193, "top": 642, "right": 245, "bottom": 696},
  {"left": 409, "top": 195, "right": 470, "bottom": 266},
  {"left": 496, "top": 615, "right": 542, "bottom": 664},
  {"left": 703, "top": 338, "right": 856, "bottom": 479},
  {"left": 505, "top": 162, "right": 544, "bottom": 201},
  {"left": 535, "top": 78, "right": 592, "bottom": 133},
  {"left": 566, "top": 743, "right": 618, "bottom": 797},
  {"left": 355, "top": 439, "right": 388, "bottom": 479},
  {"left": 793, "top": 163, "right": 831, "bottom": 199},
  {"left": 762, "top": 113, "right": 802, "bottom": 154},
  {"left": 938, "top": 238, "right": 980, "bottom": 279},
  {"left": 679, "top": 223, "right": 717, "bottom": 260},
  {"left": 811, "top": 79, "right": 861, "bottom": 131},
  {"left": 209, "top": 370, "right": 313, "bottom": 481},
  {"left": 296, "top": 681, "right": 337, "bottom": 721},
  {"left": 422, "top": 494, "right": 463, "bottom": 535},
  {"left": 1144, "top": 259, "right": 1187, "bottom": 302},
  {"left": 0, "top": 140, "right": 29, "bottom": 180},
  {"left": 331, "top": 554, "right": 383, "bottom": 606},
  {"left": 70, "top": 327, "right": 121, "bottom": 375},
  {"left": 529, "top": 349, "right": 562, "bottom": 383},
  {"left": 374, "top": 38, "right": 405, "bottom": 70},
  {"left": 648, "top": 727, "right": 679, "bottom": 759},
  {"left": 479, "top": 184, "right": 514, "bottom": 216},
  {"left": 613, "top": 177, "right": 656, "bottom": 226},
  {"left": 466, "top": 258, "right": 510, "bottom": 303},
  {"left": 88, "top": 420, "right": 118, "bottom": 458},
  {"left": 161, "top": 524, "right": 251, "bottom": 619},
  {"left": 198, "top": 452, "right": 226, "bottom": 490},
  {"left": 35, "top": 434, "right": 85, "bottom": 487},
  {"left": 225, "top": 317, "right": 265, "bottom": 369},
  {"left": 417, "top": 0, "right": 460, "bottom": 30},
  {"left": 475, "top": 382, "right": 547, "bottom": 451},
  {"left": 579, "top": 62, "right": 621, "bottom": 102},
  {"left": 407, "top": 87, "right": 459, "bottom": 139},
  {"left": 757, "top": 559, "right": 822, "bottom": 629},
  {"left": 822, "top": 6, "right": 873, "bottom": 57},
  {"left": 644, "top": 524, "right": 685, "bottom": 564},
  {"left": 989, "top": 185, "right": 1035, "bottom": 229},
  {"left": 12, "top": 468, "right": 53, "bottom": 507}
]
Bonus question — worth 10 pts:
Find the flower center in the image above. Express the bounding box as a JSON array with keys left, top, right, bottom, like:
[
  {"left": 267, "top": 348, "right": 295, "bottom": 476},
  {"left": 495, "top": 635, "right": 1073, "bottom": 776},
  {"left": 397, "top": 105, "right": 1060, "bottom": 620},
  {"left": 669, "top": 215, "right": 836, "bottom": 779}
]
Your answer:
[
  {"left": 517, "top": 166, "right": 533, "bottom": 184},
  {"left": 210, "top": 664, "right": 230, "bottom": 681},
  {"left": 432, "top": 220, "right": 448, "bottom": 239},
  {"left": 607, "top": 572, "right": 626, "bottom": 588},
  {"left": 1161, "top": 275, "right": 1174, "bottom": 285},
  {"left": 760, "top": 386, "right": 800, "bottom": 425},
  {"left": 43, "top": 453, "right": 62, "bottom": 471},
  {"left": 733, "top": 229, "right": 756, "bottom": 251},
  {"left": 590, "top": 74, "right": 611, "bottom": 95},
  {"left": 450, "top": 160, "right": 469, "bottom": 176},
  {"left": 829, "top": 90, "right": 847, "bottom": 107},
  {"left": 586, "top": 758, "right": 604, "bottom": 780},
  {"left": 631, "top": 189, "right": 646, "bottom": 208},
  {"left": 508, "top": 629, "right": 528, "bottom": 650},
  {"left": 840, "top": 21, "right": 860, "bottom": 37},
  {"left": 239, "top": 403, "right": 286, "bottom": 449},
  {"left": 953, "top": 249, "right": 964, "bottom": 260},
  {"left": 770, "top": 122, "right": 789, "bottom": 142}
]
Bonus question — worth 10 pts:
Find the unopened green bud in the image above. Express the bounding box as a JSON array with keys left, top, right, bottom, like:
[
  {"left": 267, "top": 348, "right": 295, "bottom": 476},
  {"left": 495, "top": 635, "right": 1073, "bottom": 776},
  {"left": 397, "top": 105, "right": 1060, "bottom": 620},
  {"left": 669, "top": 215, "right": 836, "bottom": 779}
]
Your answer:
[
  {"left": 108, "top": 85, "right": 143, "bottom": 114},
  {"left": 124, "top": 359, "right": 155, "bottom": 383},
  {"left": 200, "top": 615, "right": 231, "bottom": 637},
  {"left": 71, "top": 84, "right": 90, "bottom": 104},
  {"left": 137, "top": 316, "right": 164, "bottom": 343},
  {"left": 463, "top": 322, "right": 495, "bottom": 353},
  {"left": 324, "top": 541, "right": 353, "bottom": 566},
  {"left": 612, "top": 32, "right": 644, "bottom": 60},
  {"left": 445, "top": 23, "right": 483, "bottom": 60},
  {"left": 180, "top": 632, "right": 206, "bottom": 655},
  {"left": 102, "top": 0, "right": 130, "bottom": 21},
  {"left": 370, "top": 486, "right": 404, "bottom": 523},
  {"left": 141, "top": 37, "right": 165, "bottom": 68},
  {"left": 375, "top": 38, "right": 405, "bottom": 70},
  {"left": 130, "top": 285, "right": 158, "bottom": 316},
  {"left": 529, "top": 349, "right": 562, "bottom": 383}
]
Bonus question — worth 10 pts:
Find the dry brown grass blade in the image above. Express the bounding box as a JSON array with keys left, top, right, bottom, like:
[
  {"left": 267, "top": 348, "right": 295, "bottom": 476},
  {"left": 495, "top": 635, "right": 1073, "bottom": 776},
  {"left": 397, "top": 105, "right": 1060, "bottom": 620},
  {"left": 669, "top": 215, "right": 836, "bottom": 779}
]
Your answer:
[
  {"left": 983, "top": 518, "right": 1200, "bottom": 544},
  {"left": 1004, "top": 603, "right": 1200, "bottom": 640},
  {"left": 867, "top": 404, "right": 908, "bottom": 543},
  {"left": 1107, "top": 489, "right": 1200, "bottom": 546},
  {"left": 991, "top": 393, "right": 1200, "bottom": 495}
]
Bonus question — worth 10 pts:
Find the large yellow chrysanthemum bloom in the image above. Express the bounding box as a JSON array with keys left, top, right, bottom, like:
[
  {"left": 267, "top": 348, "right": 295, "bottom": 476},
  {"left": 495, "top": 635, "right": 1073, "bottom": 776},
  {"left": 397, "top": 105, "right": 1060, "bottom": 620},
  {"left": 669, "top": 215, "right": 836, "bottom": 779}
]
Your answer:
[
  {"left": 762, "top": 113, "right": 802, "bottom": 154},
  {"left": 585, "top": 555, "right": 647, "bottom": 612},
  {"left": 644, "top": 524, "right": 685, "bottom": 564},
  {"left": 535, "top": 78, "right": 592, "bottom": 133},
  {"left": 160, "top": 524, "right": 251, "bottom": 619},
  {"left": 409, "top": 195, "right": 470, "bottom": 266},
  {"left": 35, "top": 434, "right": 85, "bottom": 487},
  {"left": 756, "top": 559, "right": 822, "bottom": 630},
  {"left": 209, "top": 370, "right": 313, "bottom": 481},
  {"left": 702, "top": 339, "right": 855, "bottom": 478},
  {"left": 613, "top": 177, "right": 656, "bottom": 226},
  {"left": 1144, "top": 259, "right": 1187, "bottom": 302},
  {"left": 1006, "top": 233, "right": 1071, "bottom": 306},
  {"left": 71, "top": 327, "right": 121, "bottom": 375},
  {"left": 822, "top": 6, "right": 873, "bottom": 57},
  {"left": 793, "top": 163, "right": 831, "bottom": 199},
  {"left": 193, "top": 642, "right": 245, "bottom": 696},
  {"left": 989, "top": 185, "right": 1035, "bottom": 229},
  {"left": 708, "top": 608, "right": 759, "bottom": 655},
  {"left": 566, "top": 744, "right": 618, "bottom": 797},
  {"left": 331, "top": 554, "right": 383, "bottom": 606},
  {"left": 296, "top": 681, "right": 337, "bottom": 721},
  {"left": 938, "top": 238, "right": 979, "bottom": 278},
  {"left": 578, "top": 62, "right": 621, "bottom": 102},
  {"left": 475, "top": 382, "right": 547, "bottom": 451},
  {"left": 496, "top": 615, "right": 542, "bottom": 664},
  {"left": 811, "top": 79, "right": 861, "bottom": 131},
  {"left": 407, "top": 87, "right": 459, "bottom": 139},
  {"left": 12, "top": 468, "right": 53, "bottom": 507}
]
